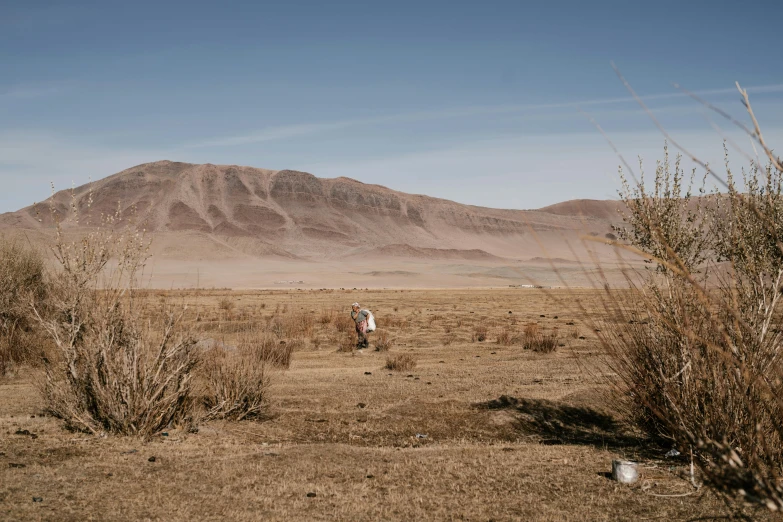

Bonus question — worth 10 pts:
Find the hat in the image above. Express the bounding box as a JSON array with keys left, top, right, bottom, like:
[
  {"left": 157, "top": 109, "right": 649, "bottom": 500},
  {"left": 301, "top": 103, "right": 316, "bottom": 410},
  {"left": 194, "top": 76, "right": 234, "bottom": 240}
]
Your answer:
[{"left": 351, "top": 302, "right": 360, "bottom": 308}]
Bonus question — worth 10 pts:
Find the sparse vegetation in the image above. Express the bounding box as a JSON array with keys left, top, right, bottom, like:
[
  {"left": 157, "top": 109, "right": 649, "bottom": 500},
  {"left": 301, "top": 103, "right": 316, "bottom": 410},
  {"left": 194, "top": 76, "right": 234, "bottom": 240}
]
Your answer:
[
  {"left": 472, "top": 325, "right": 488, "bottom": 342},
  {"left": 385, "top": 353, "right": 416, "bottom": 371},
  {"left": 374, "top": 330, "right": 393, "bottom": 351},
  {"left": 201, "top": 344, "right": 270, "bottom": 421},
  {"left": 0, "top": 237, "right": 49, "bottom": 375},
  {"left": 36, "top": 216, "right": 198, "bottom": 437},
  {"left": 607, "top": 133, "right": 783, "bottom": 510}
]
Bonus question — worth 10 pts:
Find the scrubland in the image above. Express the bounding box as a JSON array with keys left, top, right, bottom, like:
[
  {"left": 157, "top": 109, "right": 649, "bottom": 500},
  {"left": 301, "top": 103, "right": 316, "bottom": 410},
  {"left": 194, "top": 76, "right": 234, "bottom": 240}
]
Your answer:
[{"left": 1, "top": 288, "right": 770, "bottom": 521}]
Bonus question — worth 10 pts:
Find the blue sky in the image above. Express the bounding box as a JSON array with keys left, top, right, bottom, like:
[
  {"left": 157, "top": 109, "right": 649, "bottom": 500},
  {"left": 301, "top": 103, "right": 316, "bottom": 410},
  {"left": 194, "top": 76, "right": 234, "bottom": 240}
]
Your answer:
[{"left": 1, "top": 0, "right": 782, "bottom": 212}]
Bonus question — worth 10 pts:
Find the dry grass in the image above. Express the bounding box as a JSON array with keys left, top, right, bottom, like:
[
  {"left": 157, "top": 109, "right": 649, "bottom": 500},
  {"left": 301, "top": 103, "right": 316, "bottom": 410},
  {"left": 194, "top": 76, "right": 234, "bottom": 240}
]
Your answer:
[
  {"left": 201, "top": 345, "right": 270, "bottom": 421},
  {"left": 373, "top": 330, "right": 393, "bottom": 351},
  {"left": 0, "top": 288, "right": 767, "bottom": 520},
  {"left": 472, "top": 325, "right": 488, "bottom": 342},
  {"left": 385, "top": 353, "right": 416, "bottom": 371},
  {"left": 605, "top": 141, "right": 783, "bottom": 510},
  {"left": 0, "top": 237, "right": 49, "bottom": 376}
]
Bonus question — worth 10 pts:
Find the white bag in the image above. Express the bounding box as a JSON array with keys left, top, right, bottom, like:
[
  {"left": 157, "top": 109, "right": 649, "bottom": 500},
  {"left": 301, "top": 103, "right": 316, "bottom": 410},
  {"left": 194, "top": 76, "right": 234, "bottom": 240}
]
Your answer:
[{"left": 364, "top": 310, "right": 376, "bottom": 332}]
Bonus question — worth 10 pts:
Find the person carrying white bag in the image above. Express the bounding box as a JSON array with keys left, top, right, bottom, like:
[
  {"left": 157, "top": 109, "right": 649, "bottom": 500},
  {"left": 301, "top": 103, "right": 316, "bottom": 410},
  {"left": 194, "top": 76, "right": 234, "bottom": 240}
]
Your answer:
[{"left": 350, "top": 302, "right": 375, "bottom": 349}]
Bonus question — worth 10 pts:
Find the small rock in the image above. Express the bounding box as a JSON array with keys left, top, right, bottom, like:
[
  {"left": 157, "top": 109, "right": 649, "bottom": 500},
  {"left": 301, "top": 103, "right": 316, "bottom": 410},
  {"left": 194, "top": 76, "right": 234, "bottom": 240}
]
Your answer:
[
  {"left": 415, "top": 433, "right": 428, "bottom": 439},
  {"left": 9, "top": 463, "right": 26, "bottom": 468},
  {"left": 579, "top": 336, "right": 586, "bottom": 340},
  {"left": 406, "top": 374, "right": 414, "bottom": 378},
  {"left": 364, "top": 372, "right": 372, "bottom": 375},
  {"left": 32, "top": 497, "right": 43, "bottom": 503},
  {"left": 366, "top": 474, "right": 374, "bottom": 479},
  {"left": 553, "top": 316, "right": 558, "bottom": 319},
  {"left": 122, "top": 449, "right": 138, "bottom": 455},
  {"left": 357, "top": 403, "right": 367, "bottom": 409},
  {"left": 14, "top": 429, "right": 31, "bottom": 436},
  {"left": 540, "top": 315, "right": 545, "bottom": 318},
  {"left": 490, "top": 352, "right": 496, "bottom": 354},
  {"left": 161, "top": 432, "right": 169, "bottom": 437},
  {"left": 148, "top": 456, "right": 157, "bottom": 462},
  {"left": 665, "top": 448, "right": 681, "bottom": 458},
  {"left": 306, "top": 492, "right": 317, "bottom": 498},
  {"left": 426, "top": 382, "right": 432, "bottom": 385}
]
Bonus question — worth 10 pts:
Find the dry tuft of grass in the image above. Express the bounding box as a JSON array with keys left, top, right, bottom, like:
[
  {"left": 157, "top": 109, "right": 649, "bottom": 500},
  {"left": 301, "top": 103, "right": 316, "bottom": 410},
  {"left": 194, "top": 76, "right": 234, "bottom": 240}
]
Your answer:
[
  {"left": 374, "top": 330, "right": 393, "bottom": 351},
  {"left": 472, "top": 325, "right": 488, "bottom": 342},
  {"left": 337, "top": 333, "right": 355, "bottom": 353},
  {"left": 201, "top": 345, "right": 270, "bottom": 421},
  {"left": 0, "top": 237, "right": 49, "bottom": 376},
  {"left": 385, "top": 353, "right": 416, "bottom": 371}
]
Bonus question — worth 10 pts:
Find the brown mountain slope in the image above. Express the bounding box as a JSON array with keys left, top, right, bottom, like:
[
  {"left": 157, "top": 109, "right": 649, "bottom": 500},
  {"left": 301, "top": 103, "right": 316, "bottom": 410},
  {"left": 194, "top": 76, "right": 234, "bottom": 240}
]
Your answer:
[{"left": 0, "top": 161, "right": 622, "bottom": 264}]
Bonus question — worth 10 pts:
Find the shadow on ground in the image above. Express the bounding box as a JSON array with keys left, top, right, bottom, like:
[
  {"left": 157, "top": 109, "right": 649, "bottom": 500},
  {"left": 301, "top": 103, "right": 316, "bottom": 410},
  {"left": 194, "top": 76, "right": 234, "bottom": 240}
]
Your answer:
[{"left": 475, "top": 395, "right": 647, "bottom": 451}]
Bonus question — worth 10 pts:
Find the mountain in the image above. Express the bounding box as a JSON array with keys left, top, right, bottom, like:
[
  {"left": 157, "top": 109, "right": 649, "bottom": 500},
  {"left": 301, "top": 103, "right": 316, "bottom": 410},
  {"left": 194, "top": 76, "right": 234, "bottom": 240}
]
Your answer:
[{"left": 0, "top": 161, "right": 629, "bottom": 287}]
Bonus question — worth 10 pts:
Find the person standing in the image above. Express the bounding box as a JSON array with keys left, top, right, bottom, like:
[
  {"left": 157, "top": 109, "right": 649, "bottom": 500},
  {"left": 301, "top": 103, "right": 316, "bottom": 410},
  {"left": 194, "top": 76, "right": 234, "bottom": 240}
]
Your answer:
[{"left": 351, "top": 302, "right": 370, "bottom": 349}]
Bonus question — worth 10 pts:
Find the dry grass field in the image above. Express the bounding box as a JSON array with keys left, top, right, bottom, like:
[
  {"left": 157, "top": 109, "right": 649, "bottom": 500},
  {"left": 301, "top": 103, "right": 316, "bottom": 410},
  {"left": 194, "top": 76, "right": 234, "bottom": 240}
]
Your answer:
[{"left": 0, "top": 288, "right": 774, "bottom": 521}]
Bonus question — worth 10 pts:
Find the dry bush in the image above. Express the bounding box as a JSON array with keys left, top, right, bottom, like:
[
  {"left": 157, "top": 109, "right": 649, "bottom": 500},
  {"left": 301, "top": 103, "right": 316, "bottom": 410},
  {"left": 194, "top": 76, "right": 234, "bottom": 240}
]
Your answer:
[
  {"left": 496, "top": 329, "right": 521, "bottom": 346},
  {"left": 472, "top": 325, "right": 488, "bottom": 342},
  {"left": 337, "top": 333, "right": 355, "bottom": 352},
  {"left": 604, "top": 135, "right": 783, "bottom": 510},
  {"left": 385, "top": 353, "right": 416, "bottom": 372},
  {"left": 34, "top": 192, "right": 198, "bottom": 438},
  {"left": 317, "top": 309, "right": 336, "bottom": 325},
  {"left": 0, "top": 237, "right": 49, "bottom": 375},
  {"left": 335, "top": 314, "right": 353, "bottom": 333},
  {"left": 374, "top": 330, "right": 393, "bottom": 351},
  {"left": 522, "top": 330, "right": 558, "bottom": 353},
  {"left": 201, "top": 345, "right": 269, "bottom": 421},
  {"left": 269, "top": 313, "right": 315, "bottom": 340},
  {"left": 218, "top": 297, "right": 234, "bottom": 313}
]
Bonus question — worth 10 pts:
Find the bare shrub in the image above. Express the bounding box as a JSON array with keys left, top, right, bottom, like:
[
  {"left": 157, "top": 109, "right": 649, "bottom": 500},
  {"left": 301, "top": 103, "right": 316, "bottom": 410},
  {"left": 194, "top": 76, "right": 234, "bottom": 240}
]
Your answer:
[
  {"left": 218, "top": 297, "right": 234, "bottom": 313},
  {"left": 201, "top": 345, "right": 269, "bottom": 421},
  {"left": 35, "top": 191, "right": 198, "bottom": 438},
  {"left": 337, "top": 333, "right": 355, "bottom": 352},
  {"left": 335, "top": 314, "right": 353, "bottom": 333},
  {"left": 317, "top": 309, "right": 336, "bottom": 325},
  {"left": 472, "top": 325, "right": 488, "bottom": 342},
  {"left": 385, "top": 353, "right": 416, "bottom": 372},
  {"left": 374, "top": 330, "right": 393, "bottom": 351},
  {"left": 0, "top": 237, "right": 49, "bottom": 375},
  {"left": 605, "top": 135, "right": 783, "bottom": 510}
]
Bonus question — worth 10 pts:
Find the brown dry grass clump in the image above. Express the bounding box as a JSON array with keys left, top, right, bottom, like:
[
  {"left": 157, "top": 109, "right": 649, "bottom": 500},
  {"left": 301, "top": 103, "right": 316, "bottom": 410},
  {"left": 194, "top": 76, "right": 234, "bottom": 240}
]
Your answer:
[
  {"left": 385, "top": 353, "right": 416, "bottom": 371},
  {"left": 0, "top": 237, "right": 49, "bottom": 375},
  {"left": 520, "top": 323, "right": 558, "bottom": 353},
  {"left": 472, "top": 325, "right": 488, "bottom": 342},
  {"left": 374, "top": 330, "right": 393, "bottom": 351},
  {"left": 201, "top": 345, "right": 270, "bottom": 421}
]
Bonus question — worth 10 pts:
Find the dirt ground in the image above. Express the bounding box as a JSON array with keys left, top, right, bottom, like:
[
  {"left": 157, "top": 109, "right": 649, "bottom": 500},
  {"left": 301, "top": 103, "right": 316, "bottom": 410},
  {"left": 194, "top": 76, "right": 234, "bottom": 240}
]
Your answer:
[{"left": 0, "top": 289, "right": 774, "bottom": 521}]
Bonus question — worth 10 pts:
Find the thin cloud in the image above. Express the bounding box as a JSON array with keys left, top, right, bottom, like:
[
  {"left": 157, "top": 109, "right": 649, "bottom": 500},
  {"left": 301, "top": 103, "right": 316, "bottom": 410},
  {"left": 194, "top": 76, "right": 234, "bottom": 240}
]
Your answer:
[
  {"left": 182, "top": 83, "right": 783, "bottom": 149},
  {"left": 0, "top": 80, "right": 74, "bottom": 100}
]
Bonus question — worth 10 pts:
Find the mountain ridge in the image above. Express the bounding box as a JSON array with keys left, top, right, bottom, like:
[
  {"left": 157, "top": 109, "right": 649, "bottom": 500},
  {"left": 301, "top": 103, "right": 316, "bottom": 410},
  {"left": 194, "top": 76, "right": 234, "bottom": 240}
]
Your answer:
[{"left": 0, "top": 160, "right": 623, "bottom": 263}]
